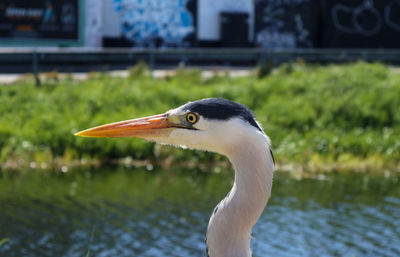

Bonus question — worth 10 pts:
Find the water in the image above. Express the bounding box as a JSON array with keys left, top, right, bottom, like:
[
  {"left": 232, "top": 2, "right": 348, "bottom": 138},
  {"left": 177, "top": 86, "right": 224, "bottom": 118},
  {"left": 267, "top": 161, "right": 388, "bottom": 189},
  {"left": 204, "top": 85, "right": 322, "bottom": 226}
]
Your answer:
[{"left": 0, "top": 168, "right": 399, "bottom": 257}]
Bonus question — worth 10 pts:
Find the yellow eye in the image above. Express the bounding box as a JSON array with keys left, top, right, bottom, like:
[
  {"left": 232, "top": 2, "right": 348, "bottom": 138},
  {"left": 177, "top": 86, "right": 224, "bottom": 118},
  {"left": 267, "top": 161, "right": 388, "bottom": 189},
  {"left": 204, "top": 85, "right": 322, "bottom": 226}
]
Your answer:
[{"left": 186, "top": 112, "right": 198, "bottom": 124}]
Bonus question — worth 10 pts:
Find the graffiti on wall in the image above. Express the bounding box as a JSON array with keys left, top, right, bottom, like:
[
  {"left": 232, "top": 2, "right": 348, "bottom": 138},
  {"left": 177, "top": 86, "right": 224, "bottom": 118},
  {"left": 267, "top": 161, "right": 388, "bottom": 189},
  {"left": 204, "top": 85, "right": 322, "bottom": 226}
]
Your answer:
[
  {"left": 331, "top": 0, "right": 400, "bottom": 36},
  {"left": 113, "top": 0, "right": 195, "bottom": 47},
  {"left": 322, "top": 0, "right": 400, "bottom": 48},
  {"left": 254, "top": 0, "right": 317, "bottom": 49}
]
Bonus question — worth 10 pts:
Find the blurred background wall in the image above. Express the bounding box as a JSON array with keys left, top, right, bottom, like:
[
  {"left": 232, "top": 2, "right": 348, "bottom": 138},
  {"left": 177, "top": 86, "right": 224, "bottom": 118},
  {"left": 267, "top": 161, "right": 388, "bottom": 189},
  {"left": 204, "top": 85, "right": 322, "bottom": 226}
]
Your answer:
[{"left": 1, "top": 0, "right": 399, "bottom": 49}]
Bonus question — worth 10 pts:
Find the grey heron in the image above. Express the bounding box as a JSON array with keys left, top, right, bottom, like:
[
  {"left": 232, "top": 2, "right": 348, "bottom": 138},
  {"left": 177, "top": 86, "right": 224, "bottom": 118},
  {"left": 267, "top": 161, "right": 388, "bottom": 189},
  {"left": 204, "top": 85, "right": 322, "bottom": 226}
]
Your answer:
[{"left": 76, "top": 98, "right": 275, "bottom": 257}]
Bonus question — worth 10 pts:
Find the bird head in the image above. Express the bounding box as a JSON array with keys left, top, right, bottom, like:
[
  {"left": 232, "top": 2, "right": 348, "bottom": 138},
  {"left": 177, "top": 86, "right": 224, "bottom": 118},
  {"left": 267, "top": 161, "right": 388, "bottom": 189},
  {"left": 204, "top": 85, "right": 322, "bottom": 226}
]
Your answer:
[{"left": 75, "top": 98, "right": 267, "bottom": 157}]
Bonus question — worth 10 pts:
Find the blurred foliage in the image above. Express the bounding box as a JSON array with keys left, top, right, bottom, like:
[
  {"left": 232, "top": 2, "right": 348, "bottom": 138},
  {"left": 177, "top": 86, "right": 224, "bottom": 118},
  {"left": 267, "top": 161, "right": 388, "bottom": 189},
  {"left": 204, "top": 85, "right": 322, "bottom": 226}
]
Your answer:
[
  {"left": 0, "top": 61, "right": 399, "bottom": 172},
  {"left": 255, "top": 59, "right": 275, "bottom": 78}
]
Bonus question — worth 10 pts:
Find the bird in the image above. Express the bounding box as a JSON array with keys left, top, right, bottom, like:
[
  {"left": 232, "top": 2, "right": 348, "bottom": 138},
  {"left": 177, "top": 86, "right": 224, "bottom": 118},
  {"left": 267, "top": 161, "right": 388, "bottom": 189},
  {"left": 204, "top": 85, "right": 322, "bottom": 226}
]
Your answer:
[{"left": 75, "top": 98, "right": 275, "bottom": 257}]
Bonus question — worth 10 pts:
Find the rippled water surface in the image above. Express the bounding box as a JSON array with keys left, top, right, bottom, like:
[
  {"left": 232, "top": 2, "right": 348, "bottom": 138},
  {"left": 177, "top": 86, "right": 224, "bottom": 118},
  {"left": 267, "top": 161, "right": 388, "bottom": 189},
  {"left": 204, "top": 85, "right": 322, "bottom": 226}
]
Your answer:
[{"left": 1, "top": 168, "right": 399, "bottom": 257}]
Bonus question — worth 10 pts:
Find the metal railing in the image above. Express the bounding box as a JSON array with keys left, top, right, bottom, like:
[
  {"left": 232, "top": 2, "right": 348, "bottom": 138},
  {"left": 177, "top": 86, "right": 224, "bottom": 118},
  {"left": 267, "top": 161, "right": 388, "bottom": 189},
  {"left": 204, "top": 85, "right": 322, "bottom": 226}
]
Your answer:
[{"left": 1, "top": 48, "right": 399, "bottom": 74}]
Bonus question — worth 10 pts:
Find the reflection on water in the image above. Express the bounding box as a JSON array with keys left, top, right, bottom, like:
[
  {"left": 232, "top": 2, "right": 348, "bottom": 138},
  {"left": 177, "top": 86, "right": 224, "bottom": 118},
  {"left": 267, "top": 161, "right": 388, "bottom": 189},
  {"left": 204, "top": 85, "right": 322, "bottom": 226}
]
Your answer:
[{"left": 0, "top": 168, "right": 399, "bottom": 257}]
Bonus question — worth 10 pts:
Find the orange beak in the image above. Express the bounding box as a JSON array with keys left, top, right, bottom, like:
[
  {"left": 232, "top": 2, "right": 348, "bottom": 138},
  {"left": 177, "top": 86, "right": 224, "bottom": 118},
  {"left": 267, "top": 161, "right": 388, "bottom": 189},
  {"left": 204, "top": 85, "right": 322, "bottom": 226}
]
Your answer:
[{"left": 75, "top": 113, "right": 173, "bottom": 138}]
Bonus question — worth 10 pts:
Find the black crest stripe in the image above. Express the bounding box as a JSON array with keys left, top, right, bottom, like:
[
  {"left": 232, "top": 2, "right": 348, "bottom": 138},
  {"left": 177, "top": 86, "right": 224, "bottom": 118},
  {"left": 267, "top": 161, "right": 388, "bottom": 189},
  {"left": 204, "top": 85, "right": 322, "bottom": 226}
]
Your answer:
[{"left": 182, "top": 98, "right": 262, "bottom": 132}]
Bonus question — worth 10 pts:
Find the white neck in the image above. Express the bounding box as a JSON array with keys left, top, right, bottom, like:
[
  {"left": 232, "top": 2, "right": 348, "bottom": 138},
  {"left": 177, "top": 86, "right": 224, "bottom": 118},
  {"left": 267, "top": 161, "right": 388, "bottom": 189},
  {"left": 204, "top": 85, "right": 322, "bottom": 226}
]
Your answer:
[{"left": 206, "top": 132, "right": 274, "bottom": 257}]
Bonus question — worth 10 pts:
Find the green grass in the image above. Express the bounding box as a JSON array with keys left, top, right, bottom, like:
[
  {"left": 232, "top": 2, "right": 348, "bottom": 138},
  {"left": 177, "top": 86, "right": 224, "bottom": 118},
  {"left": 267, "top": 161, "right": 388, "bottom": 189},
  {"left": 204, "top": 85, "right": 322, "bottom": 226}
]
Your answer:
[{"left": 1, "top": 62, "right": 399, "bottom": 173}]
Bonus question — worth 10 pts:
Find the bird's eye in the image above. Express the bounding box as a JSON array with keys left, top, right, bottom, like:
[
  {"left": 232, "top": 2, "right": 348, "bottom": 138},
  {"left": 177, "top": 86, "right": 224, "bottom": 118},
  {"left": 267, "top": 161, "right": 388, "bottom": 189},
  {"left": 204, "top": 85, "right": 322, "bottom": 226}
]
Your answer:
[{"left": 186, "top": 112, "right": 198, "bottom": 124}]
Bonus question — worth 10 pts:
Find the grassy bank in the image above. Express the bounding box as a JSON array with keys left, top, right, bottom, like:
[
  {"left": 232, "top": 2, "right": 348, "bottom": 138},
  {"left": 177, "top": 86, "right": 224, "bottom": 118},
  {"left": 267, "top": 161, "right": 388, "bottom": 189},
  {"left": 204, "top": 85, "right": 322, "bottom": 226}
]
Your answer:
[{"left": 1, "top": 62, "right": 399, "bottom": 173}]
